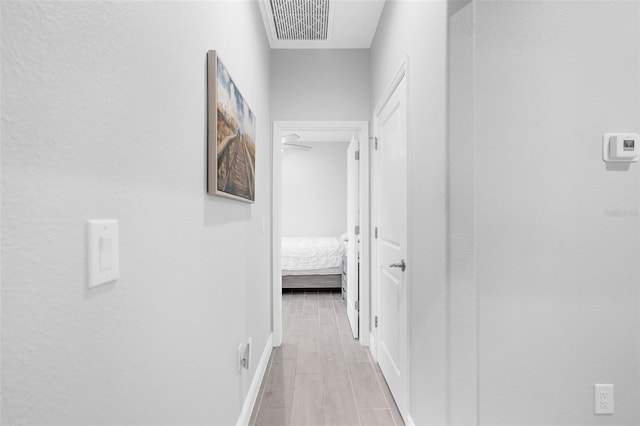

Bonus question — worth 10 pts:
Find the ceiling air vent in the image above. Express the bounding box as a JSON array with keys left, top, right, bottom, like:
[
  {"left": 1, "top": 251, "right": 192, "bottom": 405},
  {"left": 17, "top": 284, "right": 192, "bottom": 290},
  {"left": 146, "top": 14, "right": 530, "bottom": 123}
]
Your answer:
[{"left": 270, "top": 0, "right": 330, "bottom": 41}]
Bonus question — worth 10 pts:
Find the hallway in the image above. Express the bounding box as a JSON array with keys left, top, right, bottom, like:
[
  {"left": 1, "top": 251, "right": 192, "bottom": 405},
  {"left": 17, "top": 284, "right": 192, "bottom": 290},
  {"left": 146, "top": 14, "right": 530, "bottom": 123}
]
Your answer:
[
  {"left": 3, "top": 1, "right": 640, "bottom": 424},
  {"left": 250, "top": 289, "right": 403, "bottom": 426}
]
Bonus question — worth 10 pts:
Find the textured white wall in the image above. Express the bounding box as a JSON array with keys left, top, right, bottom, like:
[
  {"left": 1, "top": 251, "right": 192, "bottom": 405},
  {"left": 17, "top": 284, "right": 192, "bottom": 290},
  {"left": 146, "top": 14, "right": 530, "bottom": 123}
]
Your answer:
[
  {"left": 447, "top": 1, "right": 477, "bottom": 424},
  {"left": 271, "top": 49, "right": 370, "bottom": 121},
  {"left": 1, "top": 2, "right": 271, "bottom": 424},
  {"left": 281, "top": 142, "right": 348, "bottom": 238},
  {"left": 371, "top": 1, "right": 449, "bottom": 424},
  {"left": 375, "top": 1, "right": 639, "bottom": 425},
  {"left": 471, "top": 1, "right": 639, "bottom": 424}
]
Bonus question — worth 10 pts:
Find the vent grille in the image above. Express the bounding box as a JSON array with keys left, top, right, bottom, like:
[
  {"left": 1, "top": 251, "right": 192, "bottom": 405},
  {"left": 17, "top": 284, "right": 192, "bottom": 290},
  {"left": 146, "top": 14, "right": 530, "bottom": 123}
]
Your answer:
[{"left": 270, "top": 0, "right": 330, "bottom": 41}]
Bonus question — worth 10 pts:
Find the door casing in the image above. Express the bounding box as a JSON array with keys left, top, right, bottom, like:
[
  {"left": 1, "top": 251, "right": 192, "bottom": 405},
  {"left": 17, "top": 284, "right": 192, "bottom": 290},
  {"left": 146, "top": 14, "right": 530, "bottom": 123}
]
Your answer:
[
  {"left": 271, "top": 121, "right": 370, "bottom": 347},
  {"left": 346, "top": 135, "right": 360, "bottom": 338}
]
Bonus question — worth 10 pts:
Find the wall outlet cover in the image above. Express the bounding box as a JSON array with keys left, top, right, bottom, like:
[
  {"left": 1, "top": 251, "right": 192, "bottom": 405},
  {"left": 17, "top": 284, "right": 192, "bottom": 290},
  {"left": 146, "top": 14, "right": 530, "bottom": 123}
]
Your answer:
[{"left": 594, "top": 384, "right": 614, "bottom": 415}]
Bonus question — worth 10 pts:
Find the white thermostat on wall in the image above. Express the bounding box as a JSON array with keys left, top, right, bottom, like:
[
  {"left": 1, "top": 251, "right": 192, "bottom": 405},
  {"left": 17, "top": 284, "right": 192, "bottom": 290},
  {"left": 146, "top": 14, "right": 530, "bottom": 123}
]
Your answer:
[{"left": 603, "top": 133, "right": 640, "bottom": 162}]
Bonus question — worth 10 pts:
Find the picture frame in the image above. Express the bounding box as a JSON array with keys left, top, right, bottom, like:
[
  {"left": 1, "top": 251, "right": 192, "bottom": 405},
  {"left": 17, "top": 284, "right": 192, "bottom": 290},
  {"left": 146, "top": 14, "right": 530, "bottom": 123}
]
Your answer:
[{"left": 207, "top": 50, "right": 256, "bottom": 203}]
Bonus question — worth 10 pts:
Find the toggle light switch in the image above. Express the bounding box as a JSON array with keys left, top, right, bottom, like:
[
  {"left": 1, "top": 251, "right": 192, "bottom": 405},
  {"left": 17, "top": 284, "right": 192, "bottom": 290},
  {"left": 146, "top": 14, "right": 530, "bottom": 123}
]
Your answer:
[
  {"left": 99, "top": 238, "right": 113, "bottom": 271},
  {"left": 87, "top": 220, "right": 119, "bottom": 288}
]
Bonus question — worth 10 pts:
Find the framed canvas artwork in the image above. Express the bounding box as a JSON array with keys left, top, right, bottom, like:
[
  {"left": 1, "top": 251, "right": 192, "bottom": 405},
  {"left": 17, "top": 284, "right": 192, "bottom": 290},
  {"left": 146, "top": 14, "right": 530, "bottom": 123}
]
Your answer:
[{"left": 207, "top": 50, "right": 256, "bottom": 203}]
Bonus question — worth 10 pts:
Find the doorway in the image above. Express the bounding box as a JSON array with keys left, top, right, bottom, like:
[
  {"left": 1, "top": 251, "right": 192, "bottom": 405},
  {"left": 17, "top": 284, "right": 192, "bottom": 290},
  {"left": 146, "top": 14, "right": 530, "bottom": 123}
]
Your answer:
[{"left": 271, "top": 121, "right": 370, "bottom": 347}]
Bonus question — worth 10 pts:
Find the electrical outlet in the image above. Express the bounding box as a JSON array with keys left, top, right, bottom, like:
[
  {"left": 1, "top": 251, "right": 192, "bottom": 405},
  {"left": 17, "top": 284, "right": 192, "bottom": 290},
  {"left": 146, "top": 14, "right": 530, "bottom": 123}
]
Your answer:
[
  {"left": 237, "top": 338, "right": 252, "bottom": 371},
  {"left": 243, "top": 337, "right": 252, "bottom": 370},
  {"left": 594, "top": 384, "right": 614, "bottom": 415},
  {"left": 237, "top": 343, "right": 245, "bottom": 372}
]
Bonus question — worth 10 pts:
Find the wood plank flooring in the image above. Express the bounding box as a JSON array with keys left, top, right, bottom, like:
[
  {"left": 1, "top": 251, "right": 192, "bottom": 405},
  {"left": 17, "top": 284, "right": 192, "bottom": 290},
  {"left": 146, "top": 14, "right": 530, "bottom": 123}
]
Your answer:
[{"left": 250, "top": 289, "right": 404, "bottom": 426}]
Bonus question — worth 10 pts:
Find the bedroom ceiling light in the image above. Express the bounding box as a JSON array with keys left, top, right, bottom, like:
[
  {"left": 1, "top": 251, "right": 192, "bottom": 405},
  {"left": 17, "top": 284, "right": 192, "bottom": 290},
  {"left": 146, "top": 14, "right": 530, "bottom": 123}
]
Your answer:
[
  {"left": 282, "top": 133, "right": 312, "bottom": 151},
  {"left": 282, "top": 134, "right": 300, "bottom": 143},
  {"left": 282, "top": 143, "right": 312, "bottom": 151}
]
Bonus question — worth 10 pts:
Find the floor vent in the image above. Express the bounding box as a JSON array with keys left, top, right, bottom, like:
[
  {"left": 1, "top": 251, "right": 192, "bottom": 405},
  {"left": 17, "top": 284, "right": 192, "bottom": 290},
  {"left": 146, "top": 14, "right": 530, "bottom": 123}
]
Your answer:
[{"left": 270, "top": 0, "right": 330, "bottom": 41}]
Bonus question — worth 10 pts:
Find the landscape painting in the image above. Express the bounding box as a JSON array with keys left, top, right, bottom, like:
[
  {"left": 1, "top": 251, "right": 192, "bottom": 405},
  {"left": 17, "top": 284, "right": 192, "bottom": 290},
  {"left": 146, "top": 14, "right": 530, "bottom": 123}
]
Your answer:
[{"left": 207, "top": 50, "right": 256, "bottom": 203}]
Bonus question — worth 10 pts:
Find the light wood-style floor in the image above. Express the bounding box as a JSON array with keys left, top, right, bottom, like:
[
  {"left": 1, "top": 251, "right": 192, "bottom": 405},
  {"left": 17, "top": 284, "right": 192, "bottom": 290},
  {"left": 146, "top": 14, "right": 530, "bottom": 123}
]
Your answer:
[{"left": 250, "top": 289, "right": 404, "bottom": 426}]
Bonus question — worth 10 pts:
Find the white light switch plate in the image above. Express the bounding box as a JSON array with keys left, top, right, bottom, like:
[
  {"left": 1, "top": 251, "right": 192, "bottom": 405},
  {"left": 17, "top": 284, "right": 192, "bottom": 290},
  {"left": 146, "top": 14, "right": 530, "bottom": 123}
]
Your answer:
[{"left": 87, "top": 220, "right": 119, "bottom": 288}]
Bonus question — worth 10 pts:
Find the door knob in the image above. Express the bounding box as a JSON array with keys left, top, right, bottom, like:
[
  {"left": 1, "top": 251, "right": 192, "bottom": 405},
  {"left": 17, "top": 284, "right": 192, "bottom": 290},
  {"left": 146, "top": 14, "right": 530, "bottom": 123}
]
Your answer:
[{"left": 389, "top": 259, "right": 406, "bottom": 272}]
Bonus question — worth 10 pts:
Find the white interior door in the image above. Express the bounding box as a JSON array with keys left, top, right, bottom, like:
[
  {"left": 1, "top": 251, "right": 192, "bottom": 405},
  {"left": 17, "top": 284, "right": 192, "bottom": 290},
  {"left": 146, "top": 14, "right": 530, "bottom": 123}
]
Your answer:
[
  {"left": 346, "top": 137, "right": 359, "bottom": 338},
  {"left": 375, "top": 75, "right": 408, "bottom": 418}
]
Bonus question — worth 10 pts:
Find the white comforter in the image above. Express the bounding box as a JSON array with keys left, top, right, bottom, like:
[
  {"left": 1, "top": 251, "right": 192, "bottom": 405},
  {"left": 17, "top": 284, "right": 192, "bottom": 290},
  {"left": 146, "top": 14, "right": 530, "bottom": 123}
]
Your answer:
[{"left": 281, "top": 237, "right": 346, "bottom": 271}]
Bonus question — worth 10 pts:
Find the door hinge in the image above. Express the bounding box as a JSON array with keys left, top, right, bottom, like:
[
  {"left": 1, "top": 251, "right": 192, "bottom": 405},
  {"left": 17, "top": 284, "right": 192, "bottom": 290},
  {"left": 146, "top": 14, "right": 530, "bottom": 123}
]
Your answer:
[
  {"left": 355, "top": 150, "right": 360, "bottom": 160},
  {"left": 375, "top": 316, "right": 378, "bottom": 327},
  {"left": 355, "top": 225, "right": 360, "bottom": 235},
  {"left": 355, "top": 300, "right": 360, "bottom": 311},
  {"left": 370, "top": 136, "right": 378, "bottom": 150},
  {"left": 374, "top": 227, "right": 378, "bottom": 239}
]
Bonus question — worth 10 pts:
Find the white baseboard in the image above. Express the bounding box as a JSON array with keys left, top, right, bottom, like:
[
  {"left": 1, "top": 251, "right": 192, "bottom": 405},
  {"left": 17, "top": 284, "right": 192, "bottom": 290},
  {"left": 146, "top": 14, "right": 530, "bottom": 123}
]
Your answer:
[
  {"left": 370, "top": 332, "right": 414, "bottom": 426},
  {"left": 406, "top": 414, "right": 416, "bottom": 426},
  {"left": 369, "top": 332, "right": 377, "bottom": 362},
  {"left": 236, "top": 333, "right": 273, "bottom": 426}
]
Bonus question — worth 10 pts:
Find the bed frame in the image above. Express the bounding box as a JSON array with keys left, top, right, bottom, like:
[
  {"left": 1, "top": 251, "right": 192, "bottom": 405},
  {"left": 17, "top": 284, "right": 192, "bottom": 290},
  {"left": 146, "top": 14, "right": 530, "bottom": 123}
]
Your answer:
[{"left": 282, "top": 274, "right": 341, "bottom": 289}]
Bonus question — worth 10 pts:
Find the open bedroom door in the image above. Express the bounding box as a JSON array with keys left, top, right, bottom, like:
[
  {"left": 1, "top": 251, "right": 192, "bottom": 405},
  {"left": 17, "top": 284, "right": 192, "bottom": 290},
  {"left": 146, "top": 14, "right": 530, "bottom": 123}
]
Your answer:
[{"left": 346, "top": 136, "right": 360, "bottom": 338}]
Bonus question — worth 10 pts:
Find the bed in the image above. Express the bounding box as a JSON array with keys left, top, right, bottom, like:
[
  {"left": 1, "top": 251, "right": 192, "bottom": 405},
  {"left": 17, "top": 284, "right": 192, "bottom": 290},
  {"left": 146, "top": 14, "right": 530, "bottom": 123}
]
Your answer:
[{"left": 281, "top": 236, "right": 347, "bottom": 289}]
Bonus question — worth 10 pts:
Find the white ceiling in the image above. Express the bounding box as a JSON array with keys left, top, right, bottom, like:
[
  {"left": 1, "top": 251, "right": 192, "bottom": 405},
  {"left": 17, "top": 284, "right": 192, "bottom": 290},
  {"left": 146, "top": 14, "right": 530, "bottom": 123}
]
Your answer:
[{"left": 258, "top": 0, "right": 386, "bottom": 49}]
